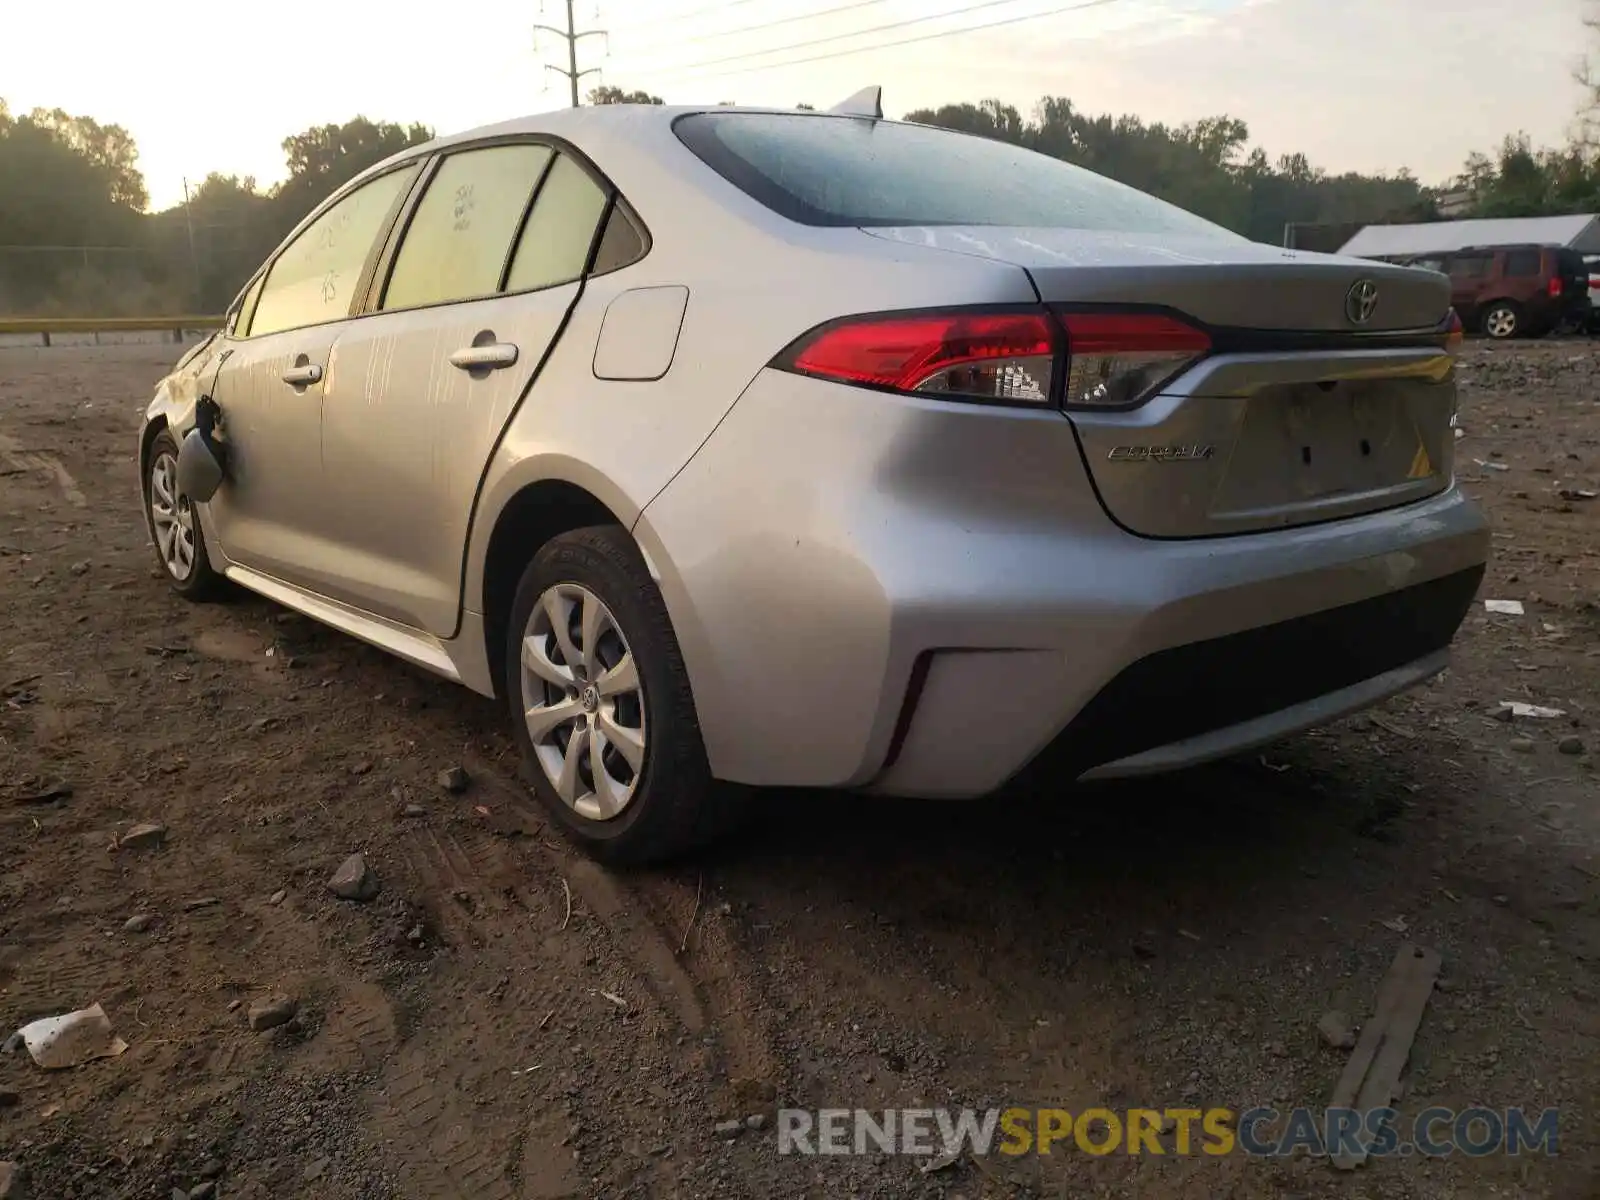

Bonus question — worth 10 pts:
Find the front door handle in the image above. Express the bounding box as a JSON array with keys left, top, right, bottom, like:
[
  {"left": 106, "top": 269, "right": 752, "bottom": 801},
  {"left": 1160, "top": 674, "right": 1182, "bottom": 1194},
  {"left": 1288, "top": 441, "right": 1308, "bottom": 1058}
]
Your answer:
[
  {"left": 448, "top": 342, "right": 519, "bottom": 371},
  {"left": 281, "top": 363, "right": 322, "bottom": 386}
]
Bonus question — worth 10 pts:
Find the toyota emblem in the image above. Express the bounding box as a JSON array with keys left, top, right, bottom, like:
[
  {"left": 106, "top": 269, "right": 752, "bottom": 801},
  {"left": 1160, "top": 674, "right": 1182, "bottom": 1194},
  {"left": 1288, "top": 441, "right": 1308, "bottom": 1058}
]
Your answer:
[{"left": 1345, "top": 279, "right": 1379, "bottom": 325}]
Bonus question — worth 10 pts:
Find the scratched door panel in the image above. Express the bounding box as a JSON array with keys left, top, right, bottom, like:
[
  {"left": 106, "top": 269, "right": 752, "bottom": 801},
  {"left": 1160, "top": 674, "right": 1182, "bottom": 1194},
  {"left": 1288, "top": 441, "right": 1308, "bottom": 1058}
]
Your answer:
[
  {"left": 206, "top": 324, "right": 343, "bottom": 583},
  {"left": 308, "top": 144, "right": 610, "bottom": 635},
  {"left": 313, "top": 285, "right": 581, "bottom": 634}
]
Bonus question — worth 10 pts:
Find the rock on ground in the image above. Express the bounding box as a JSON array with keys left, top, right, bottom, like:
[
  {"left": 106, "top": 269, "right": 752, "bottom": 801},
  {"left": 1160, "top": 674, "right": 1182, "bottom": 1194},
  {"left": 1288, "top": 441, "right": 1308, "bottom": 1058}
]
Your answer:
[
  {"left": 118, "top": 822, "right": 167, "bottom": 850},
  {"left": 246, "top": 994, "right": 298, "bottom": 1032},
  {"left": 327, "top": 853, "right": 380, "bottom": 902},
  {"left": 1318, "top": 1010, "right": 1357, "bottom": 1050}
]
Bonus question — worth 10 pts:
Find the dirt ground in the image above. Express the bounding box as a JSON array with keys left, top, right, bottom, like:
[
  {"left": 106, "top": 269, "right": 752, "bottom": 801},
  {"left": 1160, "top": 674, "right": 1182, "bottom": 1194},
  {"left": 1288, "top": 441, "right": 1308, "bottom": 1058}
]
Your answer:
[{"left": 0, "top": 339, "right": 1596, "bottom": 1200}]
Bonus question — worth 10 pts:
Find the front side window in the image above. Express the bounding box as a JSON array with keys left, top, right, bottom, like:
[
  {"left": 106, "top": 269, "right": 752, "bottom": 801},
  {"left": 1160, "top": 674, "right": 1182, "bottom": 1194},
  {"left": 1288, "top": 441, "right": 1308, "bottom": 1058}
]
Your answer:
[
  {"left": 383, "top": 143, "right": 554, "bottom": 310},
  {"left": 231, "top": 273, "right": 265, "bottom": 337},
  {"left": 674, "top": 112, "right": 1241, "bottom": 239},
  {"left": 505, "top": 154, "right": 610, "bottom": 292},
  {"left": 250, "top": 165, "right": 419, "bottom": 337}
]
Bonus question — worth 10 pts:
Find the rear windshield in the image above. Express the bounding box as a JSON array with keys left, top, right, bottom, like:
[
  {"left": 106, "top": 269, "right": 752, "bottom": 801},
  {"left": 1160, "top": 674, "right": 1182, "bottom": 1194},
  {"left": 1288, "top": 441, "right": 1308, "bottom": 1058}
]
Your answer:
[{"left": 674, "top": 112, "right": 1241, "bottom": 239}]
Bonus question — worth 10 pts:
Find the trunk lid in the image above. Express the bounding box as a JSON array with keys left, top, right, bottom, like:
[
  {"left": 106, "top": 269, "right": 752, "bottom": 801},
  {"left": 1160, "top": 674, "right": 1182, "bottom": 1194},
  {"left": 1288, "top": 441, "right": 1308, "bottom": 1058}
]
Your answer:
[
  {"left": 862, "top": 225, "right": 1459, "bottom": 538},
  {"left": 861, "top": 226, "right": 1451, "bottom": 331}
]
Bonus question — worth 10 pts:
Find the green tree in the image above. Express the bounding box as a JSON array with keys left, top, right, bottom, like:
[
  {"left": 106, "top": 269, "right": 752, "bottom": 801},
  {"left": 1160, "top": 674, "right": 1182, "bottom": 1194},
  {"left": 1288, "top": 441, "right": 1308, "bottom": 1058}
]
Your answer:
[
  {"left": 588, "top": 86, "right": 663, "bottom": 104},
  {"left": 24, "top": 107, "right": 147, "bottom": 209},
  {"left": 904, "top": 99, "right": 1026, "bottom": 143},
  {"left": 0, "top": 99, "right": 159, "bottom": 314},
  {"left": 273, "top": 116, "right": 433, "bottom": 223}
]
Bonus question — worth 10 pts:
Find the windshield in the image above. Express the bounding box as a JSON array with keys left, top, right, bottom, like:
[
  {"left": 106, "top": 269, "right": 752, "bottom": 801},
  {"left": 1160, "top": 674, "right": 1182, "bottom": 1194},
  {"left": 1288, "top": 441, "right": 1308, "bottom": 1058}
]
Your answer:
[{"left": 675, "top": 112, "right": 1242, "bottom": 240}]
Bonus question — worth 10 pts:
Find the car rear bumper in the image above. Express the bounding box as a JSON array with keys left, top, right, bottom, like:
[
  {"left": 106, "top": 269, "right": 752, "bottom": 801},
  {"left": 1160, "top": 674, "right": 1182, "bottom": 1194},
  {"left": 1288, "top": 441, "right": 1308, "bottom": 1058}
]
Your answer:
[
  {"left": 637, "top": 370, "right": 1490, "bottom": 797},
  {"left": 1017, "top": 567, "right": 1478, "bottom": 784}
]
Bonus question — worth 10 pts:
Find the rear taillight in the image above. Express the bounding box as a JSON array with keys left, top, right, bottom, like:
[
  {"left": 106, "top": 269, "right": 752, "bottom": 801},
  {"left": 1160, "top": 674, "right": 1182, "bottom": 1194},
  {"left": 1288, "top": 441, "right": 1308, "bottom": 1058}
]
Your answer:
[
  {"left": 782, "top": 310, "right": 1056, "bottom": 404},
  {"left": 1054, "top": 310, "right": 1211, "bottom": 409},
  {"left": 1444, "top": 309, "right": 1464, "bottom": 354},
  {"left": 1549, "top": 276, "right": 1564, "bottom": 298},
  {"left": 775, "top": 306, "right": 1212, "bottom": 409}
]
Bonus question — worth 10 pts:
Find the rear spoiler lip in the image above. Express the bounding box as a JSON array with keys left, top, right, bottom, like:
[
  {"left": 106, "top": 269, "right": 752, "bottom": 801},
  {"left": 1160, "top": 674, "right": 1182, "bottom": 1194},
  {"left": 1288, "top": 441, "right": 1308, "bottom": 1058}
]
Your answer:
[
  {"left": 1205, "top": 321, "right": 1457, "bottom": 355},
  {"left": 1046, "top": 299, "right": 1459, "bottom": 354}
]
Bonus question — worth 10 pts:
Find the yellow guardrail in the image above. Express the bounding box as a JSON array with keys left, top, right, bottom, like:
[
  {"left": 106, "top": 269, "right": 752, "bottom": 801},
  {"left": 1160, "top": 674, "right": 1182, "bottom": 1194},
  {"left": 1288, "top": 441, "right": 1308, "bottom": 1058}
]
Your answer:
[{"left": 0, "top": 316, "right": 224, "bottom": 345}]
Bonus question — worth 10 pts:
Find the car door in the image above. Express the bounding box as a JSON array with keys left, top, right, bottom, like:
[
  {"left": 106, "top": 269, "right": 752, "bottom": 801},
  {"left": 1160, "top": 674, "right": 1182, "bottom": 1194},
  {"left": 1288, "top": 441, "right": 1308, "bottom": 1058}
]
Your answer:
[
  {"left": 1445, "top": 251, "right": 1494, "bottom": 322},
  {"left": 204, "top": 163, "right": 420, "bottom": 584},
  {"left": 313, "top": 141, "right": 613, "bottom": 634}
]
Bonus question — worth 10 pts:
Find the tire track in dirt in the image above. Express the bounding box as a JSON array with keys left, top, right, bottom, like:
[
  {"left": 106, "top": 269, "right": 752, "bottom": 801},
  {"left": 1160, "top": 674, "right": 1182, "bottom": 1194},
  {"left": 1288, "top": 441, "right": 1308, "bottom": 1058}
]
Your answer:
[
  {"left": 374, "top": 1052, "right": 518, "bottom": 1200},
  {"left": 0, "top": 431, "right": 88, "bottom": 507},
  {"left": 318, "top": 979, "right": 399, "bottom": 1074},
  {"left": 377, "top": 821, "right": 531, "bottom": 1200},
  {"left": 626, "top": 870, "right": 785, "bottom": 1111},
  {"left": 462, "top": 759, "right": 784, "bottom": 1111}
]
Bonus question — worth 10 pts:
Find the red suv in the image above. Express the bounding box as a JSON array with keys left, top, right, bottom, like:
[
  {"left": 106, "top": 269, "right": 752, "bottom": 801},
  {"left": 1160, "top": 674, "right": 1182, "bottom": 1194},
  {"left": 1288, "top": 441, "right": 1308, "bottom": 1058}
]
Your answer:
[{"left": 1396, "top": 245, "right": 1589, "bottom": 339}]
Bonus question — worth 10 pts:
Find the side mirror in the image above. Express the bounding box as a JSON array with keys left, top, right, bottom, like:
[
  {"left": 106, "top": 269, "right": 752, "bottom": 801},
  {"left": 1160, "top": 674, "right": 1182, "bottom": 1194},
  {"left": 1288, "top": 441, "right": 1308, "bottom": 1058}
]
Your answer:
[{"left": 176, "top": 396, "right": 227, "bottom": 503}]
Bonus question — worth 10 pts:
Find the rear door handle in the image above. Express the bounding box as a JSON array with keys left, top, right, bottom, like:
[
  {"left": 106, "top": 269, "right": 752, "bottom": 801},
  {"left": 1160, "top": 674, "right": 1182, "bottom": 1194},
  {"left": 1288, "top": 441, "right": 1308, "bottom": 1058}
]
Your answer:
[
  {"left": 448, "top": 342, "right": 519, "bottom": 371},
  {"left": 281, "top": 363, "right": 322, "bottom": 385}
]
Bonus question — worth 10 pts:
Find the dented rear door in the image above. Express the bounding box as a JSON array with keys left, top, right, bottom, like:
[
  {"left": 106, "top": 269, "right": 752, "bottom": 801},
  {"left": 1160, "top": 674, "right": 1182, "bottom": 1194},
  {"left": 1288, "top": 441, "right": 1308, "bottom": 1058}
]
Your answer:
[{"left": 310, "top": 145, "right": 611, "bottom": 636}]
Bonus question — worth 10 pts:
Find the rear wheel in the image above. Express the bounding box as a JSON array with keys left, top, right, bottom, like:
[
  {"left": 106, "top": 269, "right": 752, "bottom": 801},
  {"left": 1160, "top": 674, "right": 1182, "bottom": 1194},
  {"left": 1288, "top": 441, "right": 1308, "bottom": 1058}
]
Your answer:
[
  {"left": 505, "top": 525, "right": 727, "bottom": 864},
  {"left": 143, "top": 431, "right": 223, "bottom": 600},
  {"left": 1482, "top": 301, "right": 1522, "bottom": 340}
]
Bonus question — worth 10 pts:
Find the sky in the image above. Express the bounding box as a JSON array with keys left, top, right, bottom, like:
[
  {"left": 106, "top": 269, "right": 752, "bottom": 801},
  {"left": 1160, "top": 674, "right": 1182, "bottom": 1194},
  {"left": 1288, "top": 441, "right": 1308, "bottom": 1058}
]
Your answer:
[{"left": 0, "top": 0, "right": 1588, "bottom": 212}]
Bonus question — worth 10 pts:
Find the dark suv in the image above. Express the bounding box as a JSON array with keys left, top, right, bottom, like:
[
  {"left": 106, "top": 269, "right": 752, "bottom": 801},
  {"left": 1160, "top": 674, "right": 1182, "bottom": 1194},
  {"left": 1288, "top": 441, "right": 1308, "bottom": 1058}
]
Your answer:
[{"left": 1393, "top": 245, "right": 1589, "bottom": 339}]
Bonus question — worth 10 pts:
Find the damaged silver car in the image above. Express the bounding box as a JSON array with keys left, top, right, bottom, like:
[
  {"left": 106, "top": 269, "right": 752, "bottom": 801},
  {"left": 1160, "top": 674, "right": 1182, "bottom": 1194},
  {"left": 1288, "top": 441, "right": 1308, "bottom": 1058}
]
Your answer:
[{"left": 140, "top": 98, "right": 1489, "bottom": 862}]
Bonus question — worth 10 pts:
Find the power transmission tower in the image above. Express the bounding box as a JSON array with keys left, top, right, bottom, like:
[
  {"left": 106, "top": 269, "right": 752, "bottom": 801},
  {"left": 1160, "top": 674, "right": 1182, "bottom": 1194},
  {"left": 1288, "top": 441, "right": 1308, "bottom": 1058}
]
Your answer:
[{"left": 536, "top": 0, "right": 607, "bottom": 107}]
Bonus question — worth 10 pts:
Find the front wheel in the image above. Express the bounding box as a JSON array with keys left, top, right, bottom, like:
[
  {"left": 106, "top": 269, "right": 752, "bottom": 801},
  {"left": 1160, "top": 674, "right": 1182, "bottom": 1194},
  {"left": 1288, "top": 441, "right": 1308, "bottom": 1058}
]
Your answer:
[
  {"left": 143, "top": 430, "right": 224, "bottom": 600},
  {"left": 505, "top": 525, "right": 727, "bottom": 863},
  {"left": 1482, "top": 301, "right": 1521, "bottom": 340}
]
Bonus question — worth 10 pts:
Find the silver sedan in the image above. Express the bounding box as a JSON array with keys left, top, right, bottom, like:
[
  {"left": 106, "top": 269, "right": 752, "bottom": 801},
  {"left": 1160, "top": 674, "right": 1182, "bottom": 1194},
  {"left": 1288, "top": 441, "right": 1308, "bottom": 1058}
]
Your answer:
[{"left": 139, "top": 99, "right": 1488, "bottom": 862}]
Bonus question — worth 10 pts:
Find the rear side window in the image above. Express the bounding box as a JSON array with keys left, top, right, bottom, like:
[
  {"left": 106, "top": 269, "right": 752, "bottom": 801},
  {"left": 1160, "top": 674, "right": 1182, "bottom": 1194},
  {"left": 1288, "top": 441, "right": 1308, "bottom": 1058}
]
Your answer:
[
  {"left": 505, "top": 155, "right": 609, "bottom": 292},
  {"left": 1503, "top": 248, "right": 1542, "bottom": 278},
  {"left": 1449, "top": 254, "right": 1493, "bottom": 279},
  {"left": 590, "top": 202, "right": 647, "bottom": 275},
  {"left": 674, "top": 112, "right": 1240, "bottom": 238},
  {"left": 250, "top": 165, "right": 418, "bottom": 337},
  {"left": 383, "top": 144, "right": 554, "bottom": 310}
]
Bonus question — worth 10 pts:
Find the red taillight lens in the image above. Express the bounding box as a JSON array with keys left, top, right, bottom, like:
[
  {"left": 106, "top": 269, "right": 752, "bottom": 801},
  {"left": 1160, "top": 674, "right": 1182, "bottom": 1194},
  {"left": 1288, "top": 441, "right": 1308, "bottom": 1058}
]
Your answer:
[
  {"left": 1549, "top": 276, "right": 1564, "bottom": 298},
  {"left": 784, "top": 310, "right": 1057, "bottom": 404},
  {"left": 1055, "top": 310, "right": 1211, "bottom": 409},
  {"left": 776, "top": 306, "right": 1213, "bottom": 409},
  {"left": 1444, "top": 308, "right": 1464, "bottom": 354}
]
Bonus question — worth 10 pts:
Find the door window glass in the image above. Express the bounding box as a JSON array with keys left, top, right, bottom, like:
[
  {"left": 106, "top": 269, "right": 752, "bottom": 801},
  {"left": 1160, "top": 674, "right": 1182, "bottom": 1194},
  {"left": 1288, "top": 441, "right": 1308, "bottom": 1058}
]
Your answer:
[
  {"left": 1503, "top": 249, "right": 1542, "bottom": 278},
  {"left": 383, "top": 144, "right": 554, "bottom": 310},
  {"left": 231, "top": 274, "right": 265, "bottom": 337},
  {"left": 1448, "top": 254, "right": 1493, "bottom": 280},
  {"left": 506, "top": 154, "right": 609, "bottom": 292},
  {"left": 250, "top": 165, "right": 418, "bottom": 337},
  {"left": 589, "top": 201, "right": 647, "bottom": 275}
]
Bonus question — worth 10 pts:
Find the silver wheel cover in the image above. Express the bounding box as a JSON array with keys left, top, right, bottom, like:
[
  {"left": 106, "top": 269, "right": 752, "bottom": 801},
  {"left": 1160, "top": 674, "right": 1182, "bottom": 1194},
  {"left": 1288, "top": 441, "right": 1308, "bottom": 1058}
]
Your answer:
[
  {"left": 519, "top": 583, "right": 647, "bottom": 821},
  {"left": 149, "top": 451, "right": 197, "bottom": 581}
]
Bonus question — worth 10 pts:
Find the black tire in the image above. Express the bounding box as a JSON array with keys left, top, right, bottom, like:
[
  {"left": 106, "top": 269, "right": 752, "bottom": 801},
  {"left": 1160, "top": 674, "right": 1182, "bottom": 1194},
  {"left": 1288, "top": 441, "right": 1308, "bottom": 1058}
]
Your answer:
[
  {"left": 142, "top": 430, "right": 224, "bottom": 601},
  {"left": 504, "top": 524, "right": 728, "bottom": 864},
  {"left": 1481, "top": 300, "right": 1522, "bottom": 341}
]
